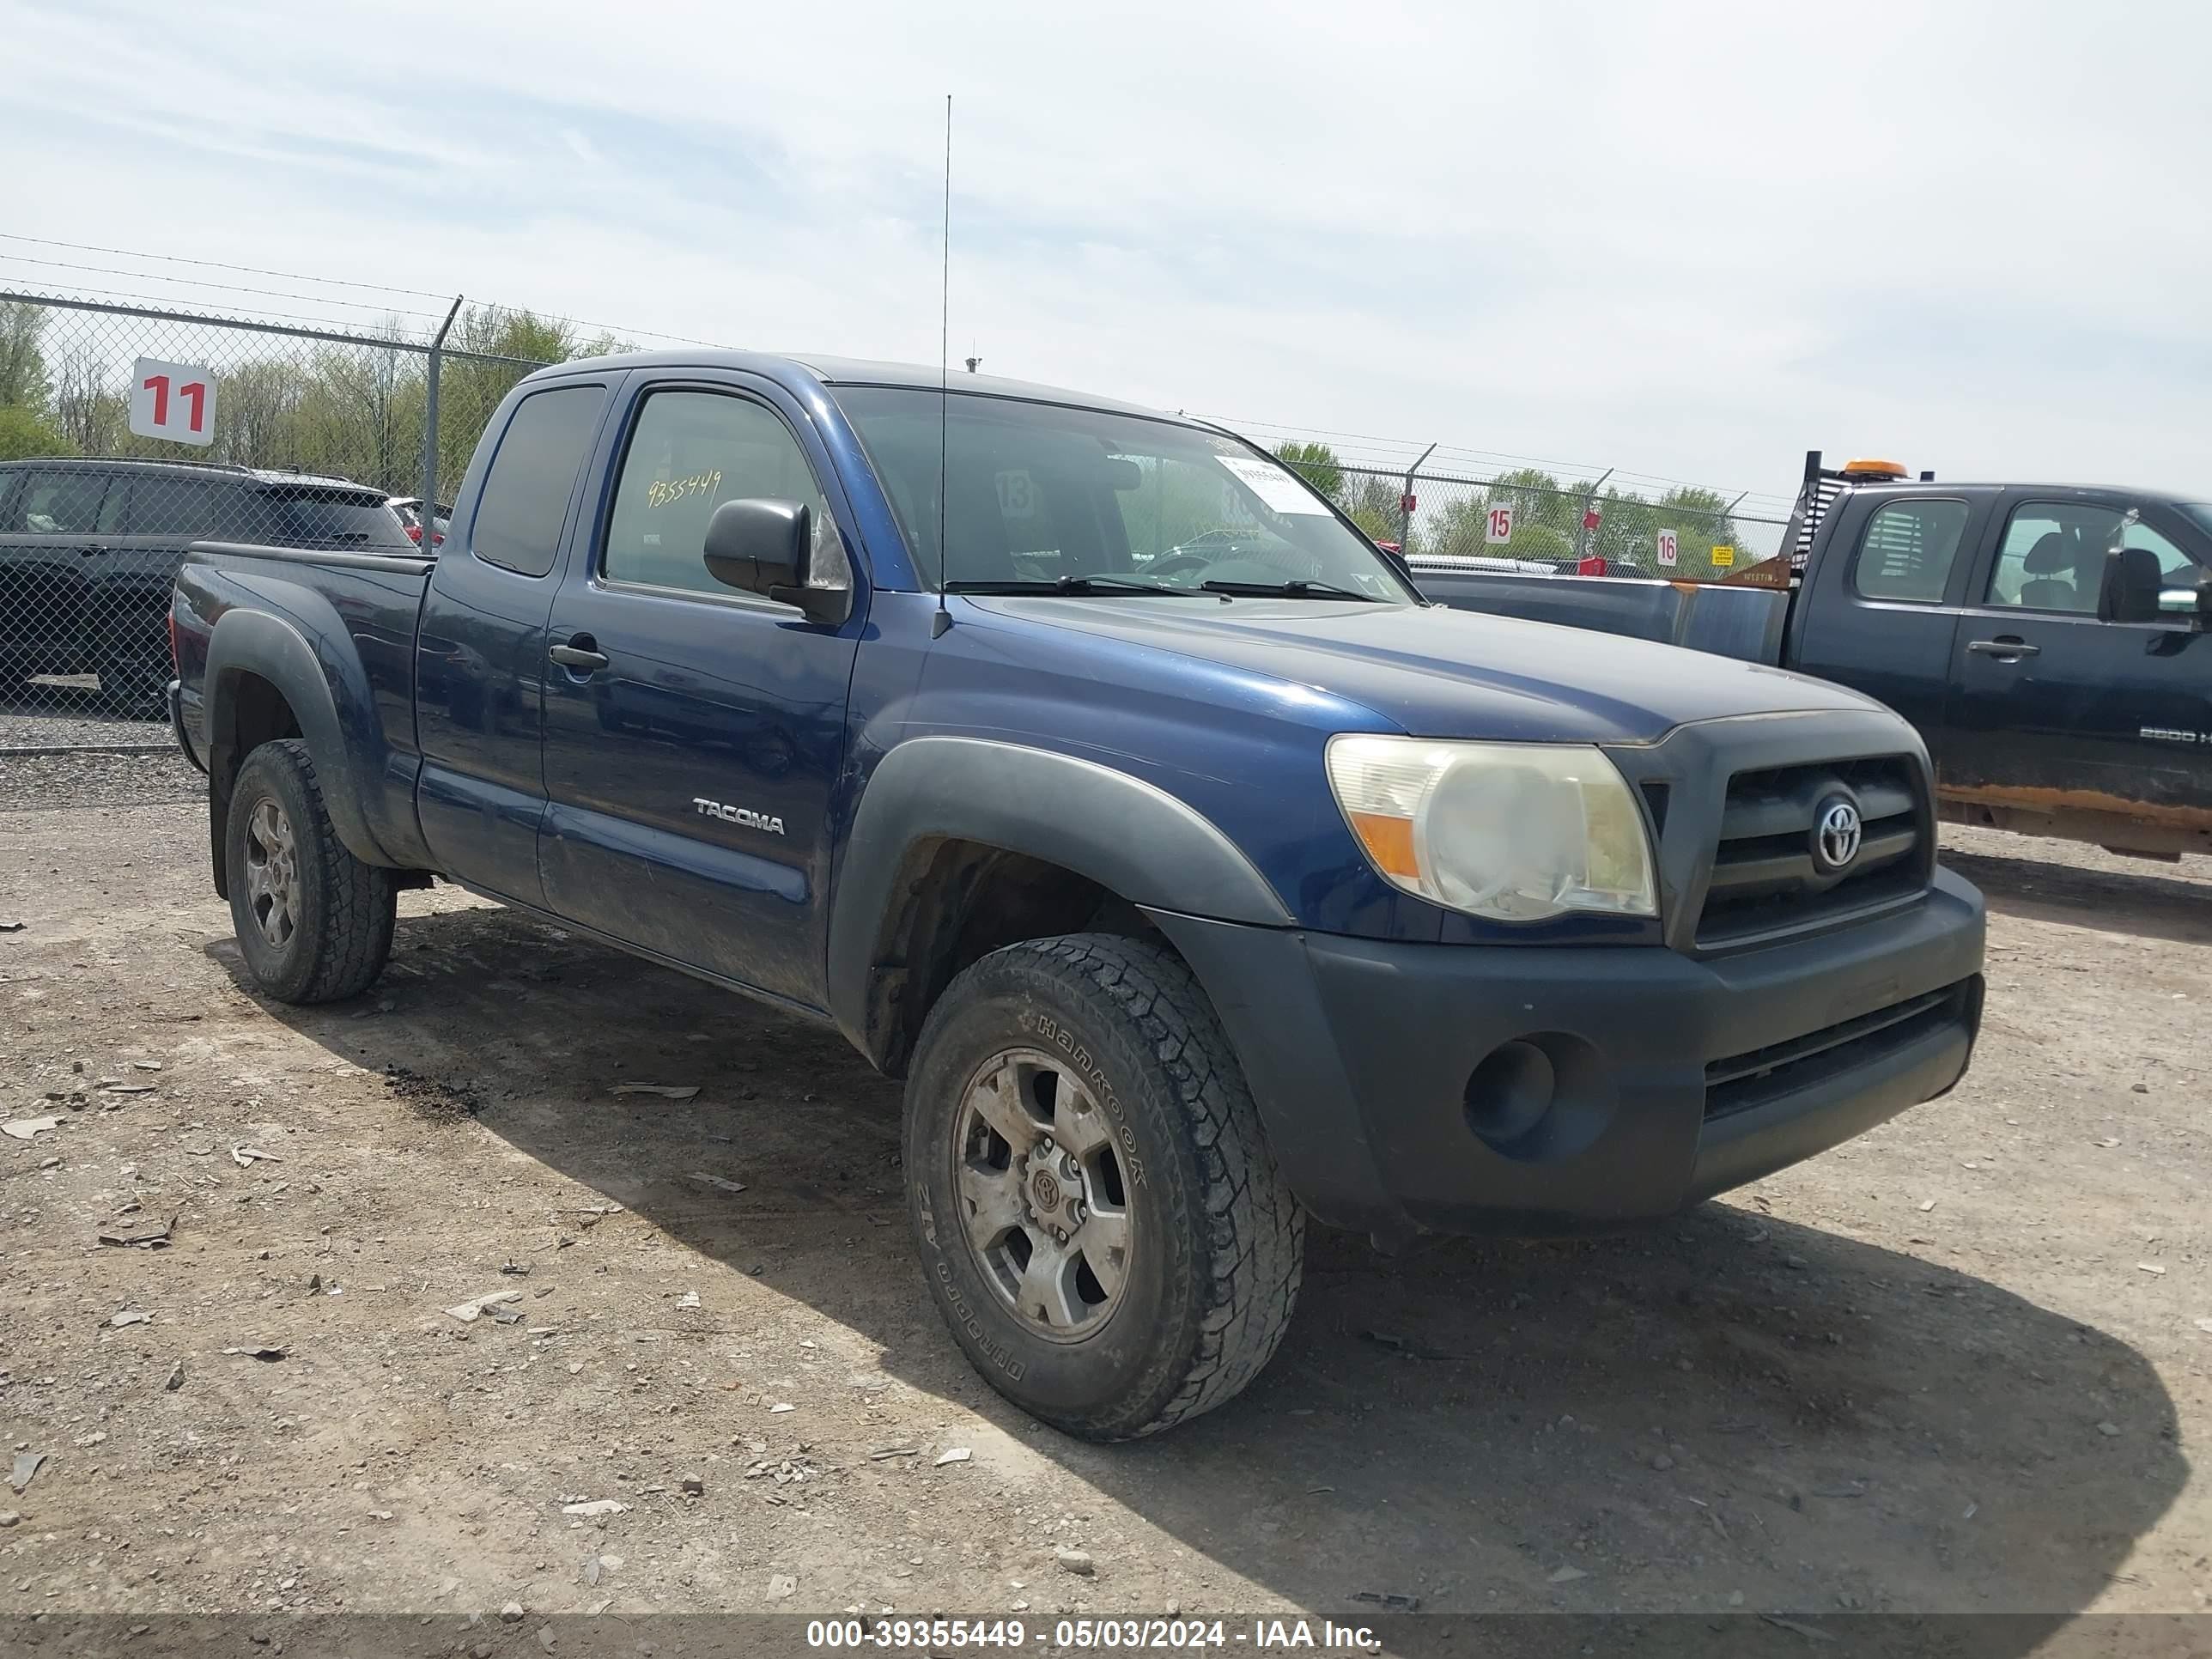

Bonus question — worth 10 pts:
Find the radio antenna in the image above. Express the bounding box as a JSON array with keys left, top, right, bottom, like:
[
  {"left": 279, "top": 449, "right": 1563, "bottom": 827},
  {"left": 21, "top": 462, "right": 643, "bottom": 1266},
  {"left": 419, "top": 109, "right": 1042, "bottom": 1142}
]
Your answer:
[{"left": 932, "top": 93, "right": 953, "bottom": 639}]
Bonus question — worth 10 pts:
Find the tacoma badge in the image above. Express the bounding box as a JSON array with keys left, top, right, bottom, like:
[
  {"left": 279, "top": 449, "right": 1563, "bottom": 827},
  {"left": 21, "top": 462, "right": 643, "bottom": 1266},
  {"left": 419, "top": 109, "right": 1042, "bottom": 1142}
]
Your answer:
[{"left": 693, "top": 797, "right": 785, "bottom": 835}]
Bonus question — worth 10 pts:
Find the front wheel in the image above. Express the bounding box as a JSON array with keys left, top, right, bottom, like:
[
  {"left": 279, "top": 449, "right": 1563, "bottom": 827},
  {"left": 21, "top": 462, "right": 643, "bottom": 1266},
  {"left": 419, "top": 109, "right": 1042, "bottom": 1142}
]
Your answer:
[
  {"left": 225, "top": 739, "right": 397, "bottom": 1004},
  {"left": 905, "top": 933, "right": 1305, "bottom": 1439}
]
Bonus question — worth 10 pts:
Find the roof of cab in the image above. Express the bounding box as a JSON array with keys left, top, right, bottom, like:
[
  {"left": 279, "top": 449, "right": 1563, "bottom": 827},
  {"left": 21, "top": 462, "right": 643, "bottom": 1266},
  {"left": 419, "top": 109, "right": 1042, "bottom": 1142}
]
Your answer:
[
  {"left": 0, "top": 455, "right": 384, "bottom": 493},
  {"left": 539, "top": 348, "right": 1188, "bottom": 424},
  {"left": 1846, "top": 477, "right": 2206, "bottom": 507}
]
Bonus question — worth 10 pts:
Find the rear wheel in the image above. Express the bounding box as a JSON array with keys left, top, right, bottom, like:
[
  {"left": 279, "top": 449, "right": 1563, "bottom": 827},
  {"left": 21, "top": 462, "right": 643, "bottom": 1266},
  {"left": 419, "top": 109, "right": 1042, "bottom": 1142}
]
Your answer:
[
  {"left": 905, "top": 933, "right": 1304, "bottom": 1439},
  {"left": 224, "top": 739, "right": 397, "bottom": 1004}
]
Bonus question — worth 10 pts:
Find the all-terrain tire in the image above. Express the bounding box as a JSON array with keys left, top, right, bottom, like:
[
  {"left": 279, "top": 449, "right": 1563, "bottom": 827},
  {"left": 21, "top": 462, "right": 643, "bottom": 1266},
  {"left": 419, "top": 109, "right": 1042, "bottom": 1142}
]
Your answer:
[
  {"left": 904, "top": 933, "right": 1305, "bottom": 1439},
  {"left": 225, "top": 739, "right": 397, "bottom": 1004}
]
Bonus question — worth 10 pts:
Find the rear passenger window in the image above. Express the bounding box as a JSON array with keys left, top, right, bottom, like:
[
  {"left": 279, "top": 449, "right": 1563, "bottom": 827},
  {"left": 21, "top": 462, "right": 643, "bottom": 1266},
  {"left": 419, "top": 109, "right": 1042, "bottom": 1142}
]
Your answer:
[
  {"left": 1853, "top": 500, "right": 1968, "bottom": 603},
  {"left": 125, "top": 479, "right": 223, "bottom": 538},
  {"left": 264, "top": 490, "right": 408, "bottom": 547},
  {"left": 471, "top": 386, "right": 605, "bottom": 578},
  {"left": 602, "top": 390, "right": 835, "bottom": 598},
  {"left": 3, "top": 470, "right": 109, "bottom": 535}
]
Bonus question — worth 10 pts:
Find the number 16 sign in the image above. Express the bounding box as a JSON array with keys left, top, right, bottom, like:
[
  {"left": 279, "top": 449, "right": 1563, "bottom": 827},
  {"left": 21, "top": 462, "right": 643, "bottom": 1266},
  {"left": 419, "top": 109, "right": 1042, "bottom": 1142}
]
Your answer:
[{"left": 130, "top": 358, "right": 216, "bottom": 447}]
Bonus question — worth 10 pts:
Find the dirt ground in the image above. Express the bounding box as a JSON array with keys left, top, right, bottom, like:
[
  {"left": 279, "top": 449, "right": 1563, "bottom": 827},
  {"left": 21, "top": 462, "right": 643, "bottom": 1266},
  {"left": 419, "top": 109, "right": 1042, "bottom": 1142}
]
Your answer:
[{"left": 3, "top": 754, "right": 2209, "bottom": 1639}]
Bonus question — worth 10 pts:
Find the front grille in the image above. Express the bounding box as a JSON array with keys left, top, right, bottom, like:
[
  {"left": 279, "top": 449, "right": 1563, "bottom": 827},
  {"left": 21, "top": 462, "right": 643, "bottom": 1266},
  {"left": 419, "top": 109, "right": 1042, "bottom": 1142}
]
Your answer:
[
  {"left": 1704, "top": 981, "right": 1969, "bottom": 1122},
  {"left": 1695, "top": 755, "right": 1927, "bottom": 949}
]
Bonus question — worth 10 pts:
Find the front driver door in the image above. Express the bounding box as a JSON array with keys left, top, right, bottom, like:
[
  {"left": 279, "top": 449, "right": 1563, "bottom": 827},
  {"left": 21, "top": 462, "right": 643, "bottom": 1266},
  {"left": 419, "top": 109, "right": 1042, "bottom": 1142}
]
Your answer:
[
  {"left": 538, "top": 376, "right": 864, "bottom": 1011},
  {"left": 1945, "top": 495, "right": 2212, "bottom": 827}
]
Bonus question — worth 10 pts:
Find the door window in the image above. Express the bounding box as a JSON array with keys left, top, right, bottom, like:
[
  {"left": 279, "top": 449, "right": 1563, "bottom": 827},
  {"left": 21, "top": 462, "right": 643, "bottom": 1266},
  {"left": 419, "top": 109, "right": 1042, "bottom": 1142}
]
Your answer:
[
  {"left": 602, "top": 390, "right": 837, "bottom": 599},
  {"left": 2120, "top": 516, "right": 2197, "bottom": 581},
  {"left": 1986, "top": 502, "right": 2124, "bottom": 612},
  {"left": 3, "top": 470, "right": 110, "bottom": 535},
  {"left": 1851, "top": 499, "right": 1969, "bottom": 602},
  {"left": 471, "top": 385, "right": 606, "bottom": 577}
]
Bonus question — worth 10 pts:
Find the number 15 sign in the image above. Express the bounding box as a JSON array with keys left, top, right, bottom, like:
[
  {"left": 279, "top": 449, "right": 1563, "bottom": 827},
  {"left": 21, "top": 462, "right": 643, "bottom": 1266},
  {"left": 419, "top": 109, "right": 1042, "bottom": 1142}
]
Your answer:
[{"left": 130, "top": 358, "right": 217, "bottom": 447}]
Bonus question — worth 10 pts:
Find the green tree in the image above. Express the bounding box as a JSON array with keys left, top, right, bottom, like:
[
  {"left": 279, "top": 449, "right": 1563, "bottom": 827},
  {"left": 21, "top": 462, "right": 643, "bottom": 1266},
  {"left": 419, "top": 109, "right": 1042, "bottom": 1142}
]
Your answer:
[
  {"left": 1486, "top": 466, "right": 1575, "bottom": 535},
  {"left": 51, "top": 356, "right": 131, "bottom": 454},
  {"left": 1343, "top": 472, "right": 1417, "bottom": 550},
  {"left": 1503, "top": 522, "right": 1573, "bottom": 562},
  {"left": 0, "top": 402, "right": 76, "bottom": 461},
  {"left": 1274, "top": 440, "right": 1343, "bottom": 504},
  {"left": 0, "top": 301, "right": 52, "bottom": 409},
  {"left": 1429, "top": 493, "right": 1492, "bottom": 557}
]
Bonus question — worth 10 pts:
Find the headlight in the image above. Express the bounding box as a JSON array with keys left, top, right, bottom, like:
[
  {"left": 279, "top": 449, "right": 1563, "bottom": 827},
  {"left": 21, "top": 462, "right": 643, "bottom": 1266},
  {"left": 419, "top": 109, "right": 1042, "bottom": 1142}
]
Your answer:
[{"left": 1326, "top": 735, "right": 1657, "bottom": 921}]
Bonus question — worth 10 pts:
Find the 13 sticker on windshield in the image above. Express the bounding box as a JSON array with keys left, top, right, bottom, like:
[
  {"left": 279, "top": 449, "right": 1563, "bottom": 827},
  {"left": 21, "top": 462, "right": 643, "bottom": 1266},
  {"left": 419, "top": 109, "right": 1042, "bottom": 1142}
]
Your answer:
[{"left": 994, "top": 470, "right": 1036, "bottom": 520}]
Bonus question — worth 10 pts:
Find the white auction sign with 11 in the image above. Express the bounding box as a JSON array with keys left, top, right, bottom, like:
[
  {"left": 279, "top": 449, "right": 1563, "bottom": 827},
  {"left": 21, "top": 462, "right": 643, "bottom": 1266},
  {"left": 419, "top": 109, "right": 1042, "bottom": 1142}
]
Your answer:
[{"left": 129, "top": 357, "right": 217, "bottom": 447}]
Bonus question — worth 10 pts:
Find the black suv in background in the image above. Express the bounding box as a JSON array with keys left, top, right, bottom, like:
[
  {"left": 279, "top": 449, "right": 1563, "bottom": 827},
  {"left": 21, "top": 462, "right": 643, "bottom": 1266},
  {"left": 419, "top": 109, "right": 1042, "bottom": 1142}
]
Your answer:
[{"left": 0, "top": 458, "right": 410, "bottom": 713}]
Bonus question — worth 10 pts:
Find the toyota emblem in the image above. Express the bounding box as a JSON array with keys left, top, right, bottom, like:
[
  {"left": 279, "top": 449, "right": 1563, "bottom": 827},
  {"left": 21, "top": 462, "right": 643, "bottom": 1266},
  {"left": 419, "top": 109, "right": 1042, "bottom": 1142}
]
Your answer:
[{"left": 1814, "top": 799, "right": 1863, "bottom": 872}]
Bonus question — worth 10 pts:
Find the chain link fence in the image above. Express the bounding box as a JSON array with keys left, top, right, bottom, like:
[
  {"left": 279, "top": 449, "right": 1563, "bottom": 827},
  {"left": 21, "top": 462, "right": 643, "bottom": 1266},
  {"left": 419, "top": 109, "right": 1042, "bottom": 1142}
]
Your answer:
[
  {"left": 1278, "top": 459, "right": 1790, "bottom": 580},
  {"left": 0, "top": 291, "right": 555, "bottom": 749}
]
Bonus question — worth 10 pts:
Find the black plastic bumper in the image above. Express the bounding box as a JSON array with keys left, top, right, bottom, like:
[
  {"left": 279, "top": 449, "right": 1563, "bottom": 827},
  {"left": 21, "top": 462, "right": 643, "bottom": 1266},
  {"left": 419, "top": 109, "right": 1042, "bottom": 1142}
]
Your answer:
[
  {"left": 167, "top": 678, "right": 207, "bottom": 775},
  {"left": 1146, "top": 868, "right": 1985, "bottom": 1240}
]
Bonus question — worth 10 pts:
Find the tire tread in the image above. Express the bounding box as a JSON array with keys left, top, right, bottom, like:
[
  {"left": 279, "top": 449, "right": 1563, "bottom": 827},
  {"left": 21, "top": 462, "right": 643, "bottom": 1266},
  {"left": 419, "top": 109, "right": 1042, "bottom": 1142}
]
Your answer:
[
  {"left": 228, "top": 739, "right": 396, "bottom": 1005},
  {"left": 917, "top": 932, "right": 1304, "bottom": 1437}
]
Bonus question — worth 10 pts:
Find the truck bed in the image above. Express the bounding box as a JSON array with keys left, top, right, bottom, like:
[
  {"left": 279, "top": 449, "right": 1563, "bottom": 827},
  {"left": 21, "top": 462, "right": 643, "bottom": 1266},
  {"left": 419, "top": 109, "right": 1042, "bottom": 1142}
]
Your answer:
[
  {"left": 169, "top": 539, "right": 437, "bottom": 880},
  {"left": 1407, "top": 558, "right": 1790, "bottom": 665}
]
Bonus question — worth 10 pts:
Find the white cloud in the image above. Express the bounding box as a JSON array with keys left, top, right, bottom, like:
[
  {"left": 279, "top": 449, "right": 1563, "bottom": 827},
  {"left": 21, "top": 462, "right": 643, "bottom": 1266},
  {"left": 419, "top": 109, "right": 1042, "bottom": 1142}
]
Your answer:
[{"left": 3, "top": 0, "right": 2208, "bottom": 497}]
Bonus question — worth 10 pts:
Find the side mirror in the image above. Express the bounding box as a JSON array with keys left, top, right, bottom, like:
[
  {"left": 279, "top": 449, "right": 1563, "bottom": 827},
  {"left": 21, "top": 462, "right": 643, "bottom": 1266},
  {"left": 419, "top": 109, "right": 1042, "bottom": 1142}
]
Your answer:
[
  {"left": 2157, "top": 575, "right": 2212, "bottom": 629},
  {"left": 702, "top": 498, "right": 848, "bottom": 624}
]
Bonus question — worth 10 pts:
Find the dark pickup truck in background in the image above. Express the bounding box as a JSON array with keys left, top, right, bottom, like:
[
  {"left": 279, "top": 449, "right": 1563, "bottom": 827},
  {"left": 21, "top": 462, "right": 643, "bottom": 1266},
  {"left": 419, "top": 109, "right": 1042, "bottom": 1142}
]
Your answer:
[
  {"left": 168, "top": 357, "right": 1984, "bottom": 1437},
  {"left": 0, "top": 456, "right": 408, "bottom": 713},
  {"left": 1414, "top": 453, "right": 2212, "bottom": 860}
]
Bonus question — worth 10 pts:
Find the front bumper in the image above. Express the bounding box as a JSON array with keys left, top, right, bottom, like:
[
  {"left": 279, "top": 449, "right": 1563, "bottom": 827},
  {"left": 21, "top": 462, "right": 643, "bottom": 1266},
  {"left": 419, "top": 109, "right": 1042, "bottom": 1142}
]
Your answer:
[{"left": 1146, "top": 867, "right": 1985, "bottom": 1239}]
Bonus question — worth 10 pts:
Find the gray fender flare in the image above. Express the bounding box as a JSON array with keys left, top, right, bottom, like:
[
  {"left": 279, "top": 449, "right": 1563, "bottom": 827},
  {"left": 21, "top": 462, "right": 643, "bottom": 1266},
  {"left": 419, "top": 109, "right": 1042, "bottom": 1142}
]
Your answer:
[
  {"left": 203, "top": 607, "right": 396, "bottom": 869},
  {"left": 825, "top": 736, "right": 1292, "bottom": 1060}
]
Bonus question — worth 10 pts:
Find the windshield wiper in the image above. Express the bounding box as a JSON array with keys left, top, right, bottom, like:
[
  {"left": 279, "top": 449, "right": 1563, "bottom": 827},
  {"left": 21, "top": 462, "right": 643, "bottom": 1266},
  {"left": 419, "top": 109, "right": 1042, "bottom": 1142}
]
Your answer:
[
  {"left": 945, "top": 575, "right": 1193, "bottom": 598},
  {"left": 1197, "top": 578, "right": 1376, "bottom": 601}
]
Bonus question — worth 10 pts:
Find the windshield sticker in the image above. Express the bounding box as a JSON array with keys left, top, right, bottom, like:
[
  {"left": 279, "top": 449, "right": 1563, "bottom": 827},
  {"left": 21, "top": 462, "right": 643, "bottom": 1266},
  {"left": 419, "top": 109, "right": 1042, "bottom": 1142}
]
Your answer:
[{"left": 1215, "top": 455, "right": 1329, "bottom": 516}]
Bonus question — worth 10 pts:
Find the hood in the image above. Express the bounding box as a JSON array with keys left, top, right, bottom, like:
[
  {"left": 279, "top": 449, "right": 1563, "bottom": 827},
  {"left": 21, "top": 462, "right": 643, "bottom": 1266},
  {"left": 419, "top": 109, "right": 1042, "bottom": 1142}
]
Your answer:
[{"left": 960, "top": 596, "right": 1886, "bottom": 744}]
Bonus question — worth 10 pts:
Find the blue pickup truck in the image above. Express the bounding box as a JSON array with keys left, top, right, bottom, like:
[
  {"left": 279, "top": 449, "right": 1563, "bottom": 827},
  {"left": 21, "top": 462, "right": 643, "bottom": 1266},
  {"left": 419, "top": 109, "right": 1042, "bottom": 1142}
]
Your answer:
[{"left": 167, "top": 352, "right": 1986, "bottom": 1438}]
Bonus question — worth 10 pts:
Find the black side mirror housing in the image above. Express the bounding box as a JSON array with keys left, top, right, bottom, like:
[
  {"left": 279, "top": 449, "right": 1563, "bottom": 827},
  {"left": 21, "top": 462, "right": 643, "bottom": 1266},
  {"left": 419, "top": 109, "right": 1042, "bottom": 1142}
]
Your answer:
[{"left": 702, "top": 498, "right": 848, "bottom": 624}]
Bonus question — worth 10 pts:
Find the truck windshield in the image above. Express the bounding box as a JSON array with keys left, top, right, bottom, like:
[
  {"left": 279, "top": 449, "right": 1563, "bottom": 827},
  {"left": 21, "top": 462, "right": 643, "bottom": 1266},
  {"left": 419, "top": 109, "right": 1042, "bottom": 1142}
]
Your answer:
[
  {"left": 838, "top": 386, "right": 1411, "bottom": 600},
  {"left": 2185, "top": 505, "right": 2212, "bottom": 540}
]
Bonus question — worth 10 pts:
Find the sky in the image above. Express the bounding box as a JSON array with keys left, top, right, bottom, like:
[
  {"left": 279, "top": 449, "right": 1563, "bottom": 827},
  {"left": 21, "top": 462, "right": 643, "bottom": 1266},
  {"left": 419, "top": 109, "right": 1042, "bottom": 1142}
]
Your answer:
[{"left": 3, "top": 0, "right": 2209, "bottom": 509}]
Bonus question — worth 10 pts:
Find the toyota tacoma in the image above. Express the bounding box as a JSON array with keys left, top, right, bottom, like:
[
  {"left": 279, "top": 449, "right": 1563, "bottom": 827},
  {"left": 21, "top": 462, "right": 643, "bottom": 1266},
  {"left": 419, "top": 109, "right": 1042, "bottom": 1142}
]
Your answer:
[{"left": 167, "top": 353, "right": 1987, "bottom": 1439}]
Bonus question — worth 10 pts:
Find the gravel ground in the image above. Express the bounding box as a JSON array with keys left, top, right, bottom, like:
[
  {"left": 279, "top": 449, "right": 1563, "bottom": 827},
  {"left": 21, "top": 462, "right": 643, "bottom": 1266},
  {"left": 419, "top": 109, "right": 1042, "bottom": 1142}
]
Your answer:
[
  {"left": 0, "top": 751, "right": 202, "bottom": 811},
  {"left": 1, "top": 682, "right": 167, "bottom": 754},
  {"left": 0, "top": 762, "right": 2208, "bottom": 1646}
]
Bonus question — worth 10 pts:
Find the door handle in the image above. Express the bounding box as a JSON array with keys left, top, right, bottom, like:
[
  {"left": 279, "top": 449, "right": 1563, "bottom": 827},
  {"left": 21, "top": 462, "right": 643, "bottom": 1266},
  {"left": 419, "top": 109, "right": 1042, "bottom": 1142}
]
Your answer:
[
  {"left": 1966, "top": 638, "right": 2039, "bottom": 660},
  {"left": 548, "top": 638, "right": 610, "bottom": 672}
]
